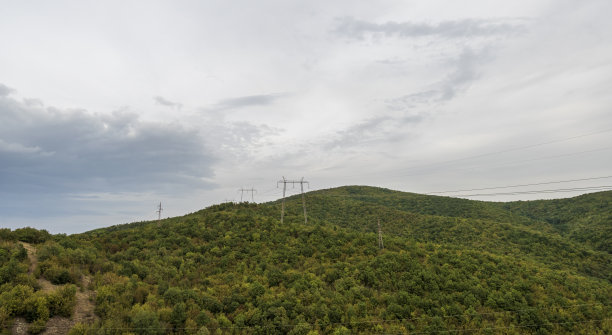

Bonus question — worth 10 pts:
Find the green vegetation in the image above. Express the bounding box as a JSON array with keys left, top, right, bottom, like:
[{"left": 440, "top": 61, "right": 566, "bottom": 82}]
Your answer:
[
  {"left": 1, "top": 187, "right": 611, "bottom": 334},
  {"left": 0, "top": 238, "right": 76, "bottom": 334}
]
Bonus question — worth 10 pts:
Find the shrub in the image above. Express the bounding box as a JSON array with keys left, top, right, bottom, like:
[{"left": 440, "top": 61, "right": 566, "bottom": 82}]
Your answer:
[{"left": 14, "top": 228, "right": 51, "bottom": 244}]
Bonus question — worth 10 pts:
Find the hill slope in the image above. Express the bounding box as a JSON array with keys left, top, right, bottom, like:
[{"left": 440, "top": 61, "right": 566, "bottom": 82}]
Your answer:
[
  {"left": 498, "top": 191, "right": 611, "bottom": 253},
  {"left": 1, "top": 187, "right": 611, "bottom": 334}
]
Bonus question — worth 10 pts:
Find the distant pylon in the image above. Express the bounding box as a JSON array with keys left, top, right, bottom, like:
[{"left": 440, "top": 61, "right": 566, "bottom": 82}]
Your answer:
[
  {"left": 156, "top": 202, "right": 163, "bottom": 225},
  {"left": 238, "top": 188, "right": 257, "bottom": 202},
  {"left": 300, "top": 177, "right": 308, "bottom": 224}
]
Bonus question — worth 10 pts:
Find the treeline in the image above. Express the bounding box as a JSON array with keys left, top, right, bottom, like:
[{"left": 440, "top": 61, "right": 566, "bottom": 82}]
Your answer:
[{"left": 0, "top": 227, "right": 51, "bottom": 244}]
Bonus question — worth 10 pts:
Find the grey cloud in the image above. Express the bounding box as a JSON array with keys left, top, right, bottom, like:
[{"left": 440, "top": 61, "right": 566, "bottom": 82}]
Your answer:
[
  {"left": 154, "top": 96, "right": 182, "bottom": 109},
  {"left": 334, "top": 48, "right": 487, "bottom": 150},
  {"left": 334, "top": 17, "right": 526, "bottom": 40},
  {"left": 326, "top": 114, "right": 423, "bottom": 150},
  {"left": 441, "top": 48, "right": 485, "bottom": 100},
  {"left": 385, "top": 48, "right": 487, "bottom": 112},
  {"left": 0, "top": 83, "right": 15, "bottom": 96},
  {"left": 205, "top": 93, "right": 287, "bottom": 112},
  {"left": 204, "top": 121, "right": 282, "bottom": 160},
  {"left": 0, "top": 95, "right": 216, "bottom": 198},
  {"left": 385, "top": 90, "right": 440, "bottom": 111}
]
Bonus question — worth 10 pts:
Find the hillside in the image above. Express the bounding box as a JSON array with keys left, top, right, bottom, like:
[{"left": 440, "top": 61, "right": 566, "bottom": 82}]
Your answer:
[
  {"left": 1, "top": 187, "right": 611, "bottom": 334},
  {"left": 498, "top": 191, "right": 611, "bottom": 253}
]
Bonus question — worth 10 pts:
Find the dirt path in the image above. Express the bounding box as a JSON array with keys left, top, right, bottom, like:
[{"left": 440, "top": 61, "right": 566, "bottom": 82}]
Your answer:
[
  {"left": 20, "top": 242, "right": 56, "bottom": 293},
  {"left": 13, "top": 242, "right": 98, "bottom": 335},
  {"left": 20, "top": 242, "right": 37, "bottom": 274}
]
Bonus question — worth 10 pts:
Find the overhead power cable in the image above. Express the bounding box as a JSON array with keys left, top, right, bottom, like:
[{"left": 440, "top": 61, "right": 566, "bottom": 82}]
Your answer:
[
  {"left": 299, "top": 184, "right": 612, "bottom": 200},
  {"left": 453, "top": 185, "right": 612, "bottom": 197},
  {"left": 331, "top": 127, "right": 612, "bottom": 180},
  {"left": 401, "top": 127, "right": 612, "bottom": 172},
  {"left": 427, "top": 175, "right": 612, "bottom": 194}
]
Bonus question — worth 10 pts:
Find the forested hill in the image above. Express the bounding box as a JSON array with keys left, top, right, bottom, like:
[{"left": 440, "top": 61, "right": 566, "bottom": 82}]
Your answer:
[{"left": 1, "top": 187, "right": 611, "bottom": 334}]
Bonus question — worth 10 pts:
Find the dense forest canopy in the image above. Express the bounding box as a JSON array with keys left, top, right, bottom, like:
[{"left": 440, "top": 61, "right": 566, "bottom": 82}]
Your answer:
[{"left": 1, "top": 187, "right": 611, "bottom": 334}]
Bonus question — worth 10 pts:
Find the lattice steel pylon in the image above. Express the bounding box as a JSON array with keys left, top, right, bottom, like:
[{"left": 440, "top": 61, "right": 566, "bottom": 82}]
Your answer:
[{"left": 277, "top": 177, "right": 309, "bottom": 224}]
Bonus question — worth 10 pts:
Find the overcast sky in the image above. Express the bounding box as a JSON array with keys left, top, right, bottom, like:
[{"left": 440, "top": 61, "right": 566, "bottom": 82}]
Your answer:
[{"left": 1, "top": 0, "right": 611, "bottom": 233}]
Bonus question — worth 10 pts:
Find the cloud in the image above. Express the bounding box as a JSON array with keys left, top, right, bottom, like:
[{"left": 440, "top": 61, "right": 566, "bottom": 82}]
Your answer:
[
  {"left": 0, "top": 95, "right": 217, "bottom": 197},
  {"left": 154, "top": 96, "right": 182, "bottom": 109},
  {"left": 326, "top": 45, "right": 490, "bottom": 152},
  {"left": 440, "top": 47, "right": 486, "bottom": 100},
  {"left": 0, "top": 83, "right": 15, "bottom": 96},
  {"left": 326, "top": 114, "right": 424, "bottom": 150},
  {"left": 382, "top": 47, "right": 486, "bottom": 116},
  {"left": 0, "top": 139, "right": 45, "bottom": 154},
  {"left": 204, "top": 93, "right": 287, "bottom": 112},
  {"left": 333, "top": 17, "right": 526, "bottom": 40},
  {"left": 385, "top": 90, "right": 441, "bottom": 111}
]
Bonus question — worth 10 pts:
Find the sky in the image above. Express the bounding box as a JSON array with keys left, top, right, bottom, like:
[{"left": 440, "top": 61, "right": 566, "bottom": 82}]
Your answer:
[{"left": 1, "top": 0, "right": 611, "bottom": 233}]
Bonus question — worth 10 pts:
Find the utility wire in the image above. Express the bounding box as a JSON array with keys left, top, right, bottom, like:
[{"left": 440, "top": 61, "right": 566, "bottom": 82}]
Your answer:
[
  {"left": 475, "top": 146, "right": 612, "bottom": 170},
  {"left": 331, "top": 127, "right": 612, "bottom": 180},
  {"left": 426, "top": 175, "right": 612, "bottom": 194},
  {"left": 299, "top": 185, "right": 612, "bottom": 200},
  {"left": 453, "top": 186, "right": 612, "bottom": 197}
]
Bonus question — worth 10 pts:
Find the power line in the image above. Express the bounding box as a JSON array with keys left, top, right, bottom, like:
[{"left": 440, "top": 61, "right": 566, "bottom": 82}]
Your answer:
[
  {"left": 476, "top": 146, "right": 612, "bottom": 171},
  {"left": 219, "top": 174, "right": 612, "bottom": 208},
  {"left": 453, "top": 185, "right": 612, "bottom": 198},
  {"left": 395, "top": 128, "right": 612, "bottom": 174},
  {"left": 300, "top": 185, "right": 612, "bottom": 200},
  {"left": 318, "top": 127, "right": 612, "bottom": 180},
  {"left": 426, "top": 175, "right": 612, "bottom": 194}
]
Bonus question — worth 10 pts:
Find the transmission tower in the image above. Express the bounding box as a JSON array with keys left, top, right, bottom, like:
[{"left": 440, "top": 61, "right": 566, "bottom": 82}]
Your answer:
[
  {"left": 277, "top": 177, "right": 309, "bottom": 224},
  {"left": 378, "top": 219, "right": 384, "bottom": 249},
  {"left": 156, "top": 202, "right": 163, "bottom": 224},
  {"left": 238, "top": 188, "right": 257, "bottom": 202}
]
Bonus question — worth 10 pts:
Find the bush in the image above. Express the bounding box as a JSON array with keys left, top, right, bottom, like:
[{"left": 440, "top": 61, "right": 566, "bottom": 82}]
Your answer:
[
  {"left": 0, "top": 228, "right": 15, "bottom": 241},
  {"left": 0, "top": 307, "right": 10, "bottom": 329},
  {"left": 67, "top": 323, "right": 89, "bottom": 335},
  {"left": 14, "top": 227, "right": 51, "bottom": 244},
  {"left": 131, "top": 305, "right": 164, "bottom": 335},
  {"left": 39, "top": 264, "right": 79, "bottom": 285},
  {"left": 48, "top": 285, "right": 77, "bottom": 317},
  {"left": 28, "top": 318, "right": 47, "bottom": 334},
  {"left": 13, "top": 244, "right": 28, "bottom": 261},
  {"left": 44, "top": 266, "right": 72, "bottom": 284},
  {"left": 0, "top": 284, "right": 34, "bottom": 315},
  {"left": 23, "top": 295, "right": 49, "bottom": 323}
]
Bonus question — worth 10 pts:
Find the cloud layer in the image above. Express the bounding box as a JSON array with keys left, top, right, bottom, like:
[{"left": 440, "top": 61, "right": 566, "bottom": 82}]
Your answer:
[
  {"left": 334, "top": 17, "right": 525, "bottom": 40},
  {"left": 0, "top": 93, "right": 216, "bottom": 196}
]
